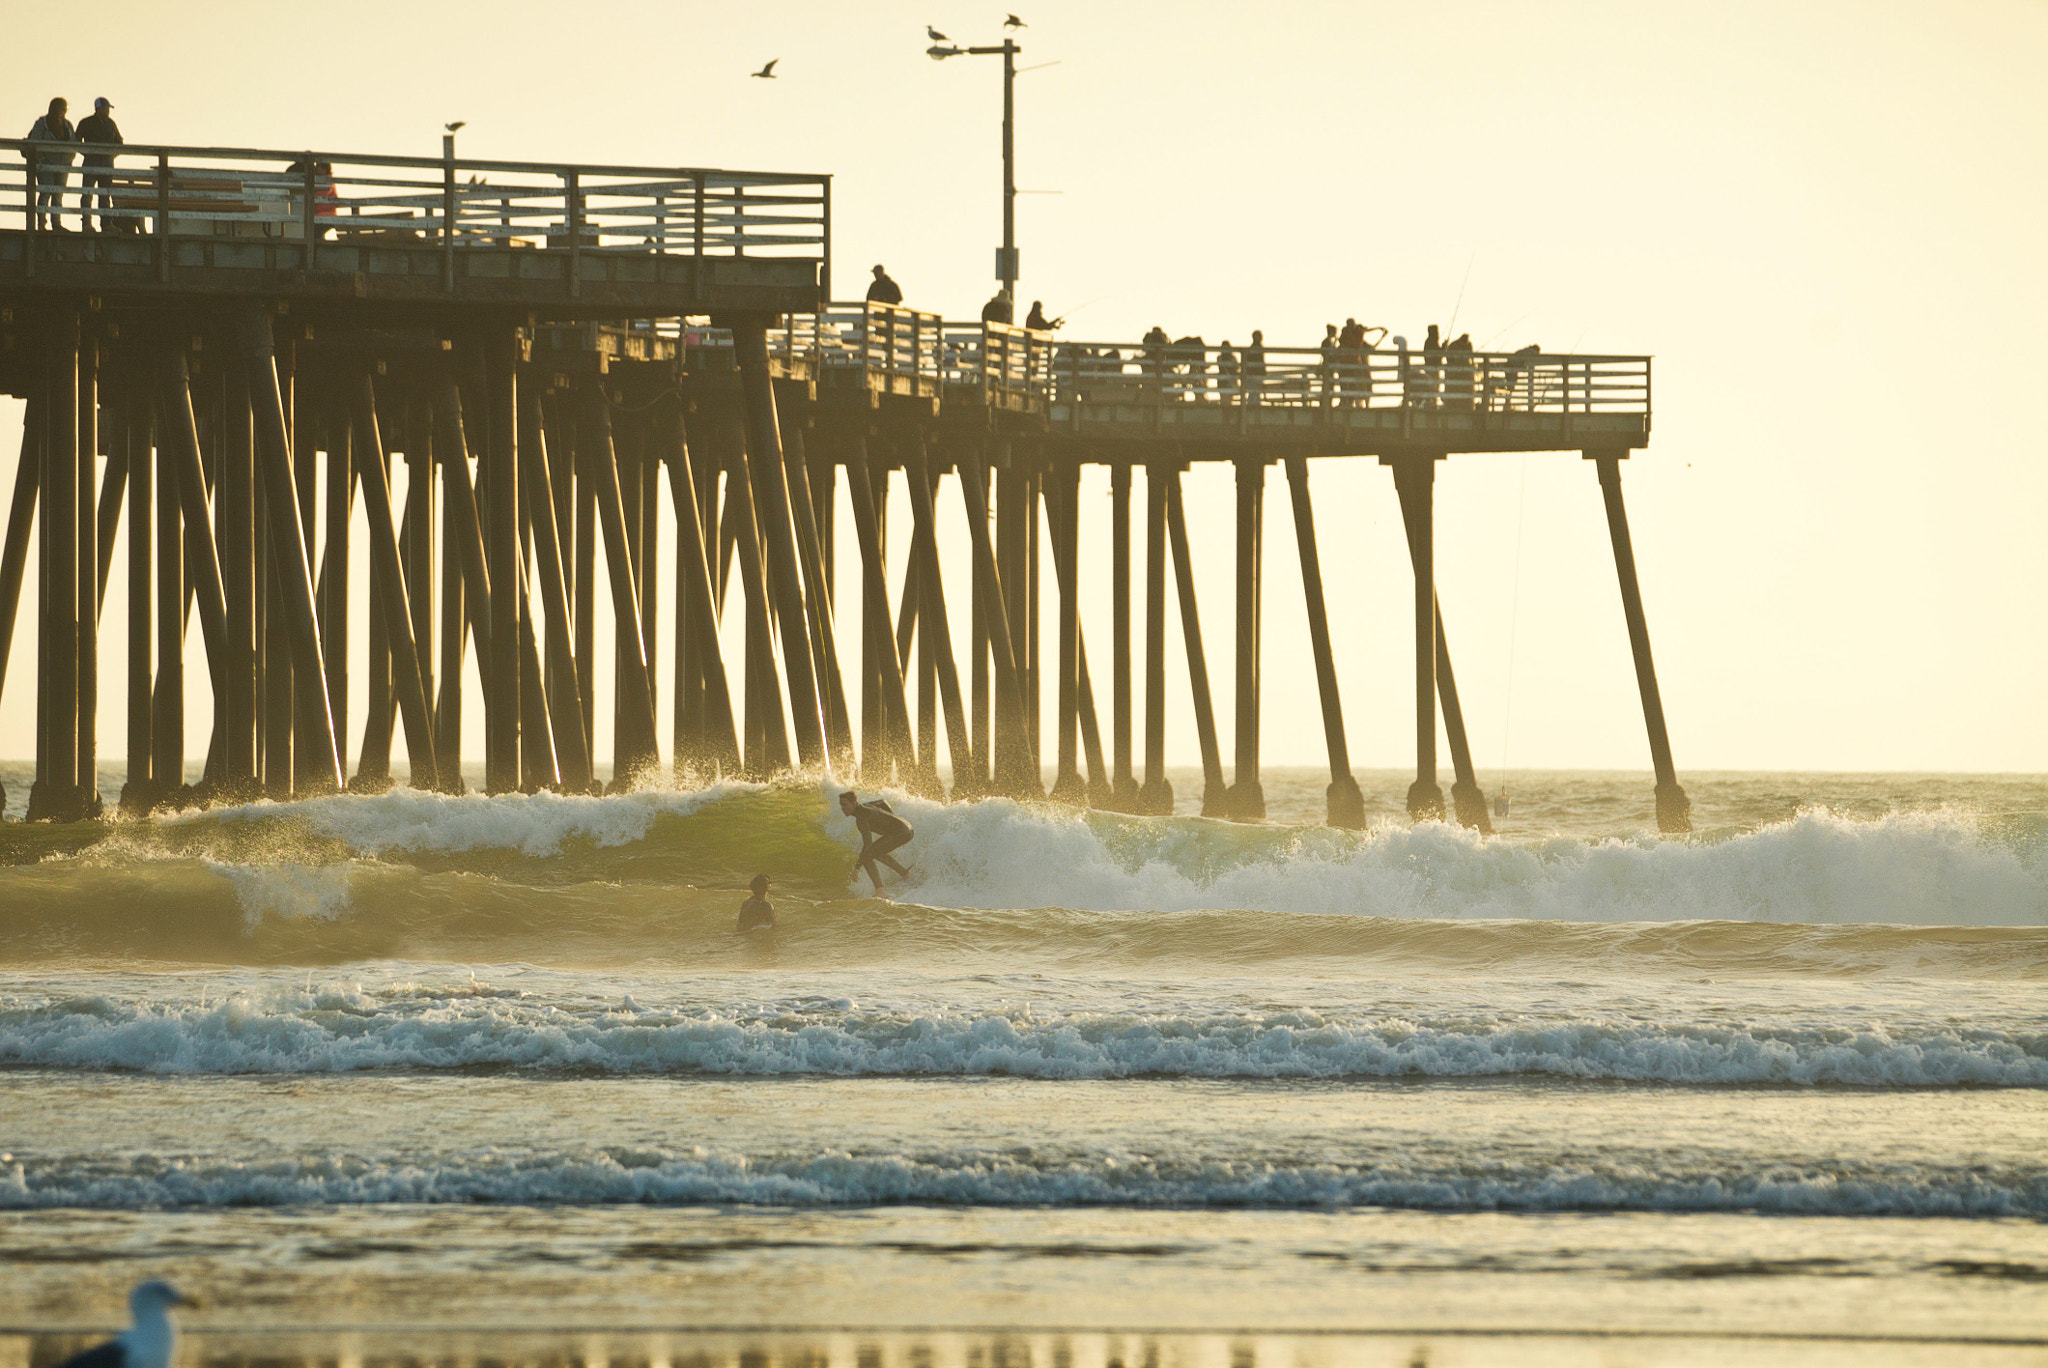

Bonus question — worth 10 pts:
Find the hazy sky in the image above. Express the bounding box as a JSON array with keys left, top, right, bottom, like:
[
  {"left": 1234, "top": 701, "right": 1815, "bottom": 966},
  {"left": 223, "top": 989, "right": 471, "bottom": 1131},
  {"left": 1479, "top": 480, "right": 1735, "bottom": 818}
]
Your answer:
[{"left": 4, "top": 0, "right": 2044, "bottom": 777}]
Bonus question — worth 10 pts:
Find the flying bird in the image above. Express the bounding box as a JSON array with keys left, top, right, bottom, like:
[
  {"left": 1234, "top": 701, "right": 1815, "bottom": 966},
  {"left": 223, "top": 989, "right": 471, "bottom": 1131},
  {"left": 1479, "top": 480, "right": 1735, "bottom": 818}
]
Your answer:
[
  {"left": 444, "top": 120, "right": 466, "bottom": 133},
  {"left": 751, "top": 59, "right": 778, "bottom": 79},
  {"left": 927, "top": 25, "right": 949, "bottom": 41},
  {"left": 54, "top": 1281, "right": 195, "bottom": 1368},
  {"left": 1004, "top": 13, "right": 1025, "bottom": 27}
]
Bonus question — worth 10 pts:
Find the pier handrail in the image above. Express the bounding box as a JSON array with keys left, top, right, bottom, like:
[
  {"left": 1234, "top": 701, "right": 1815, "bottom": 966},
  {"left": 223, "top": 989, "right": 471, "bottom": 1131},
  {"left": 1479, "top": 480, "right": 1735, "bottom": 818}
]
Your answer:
[
  {"left": 2, "top": 137, "right": 828, "bottom": 262},
  {"left": 758, "top": 312, "right": 1648, "bottom": 418}
]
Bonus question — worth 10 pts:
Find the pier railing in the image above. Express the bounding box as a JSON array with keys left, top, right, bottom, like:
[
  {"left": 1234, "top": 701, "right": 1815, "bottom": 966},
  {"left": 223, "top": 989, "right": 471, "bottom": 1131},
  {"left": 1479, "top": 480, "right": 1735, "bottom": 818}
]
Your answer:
[
  {"left": 691, "top": 306, "right": 1649, "bottom": 421},
  {"left": 1048, "top": 342, "right": 1649, "bottom": 415},
  {"left": 2, "top": 139, "right": 828, "bottom": 265}
]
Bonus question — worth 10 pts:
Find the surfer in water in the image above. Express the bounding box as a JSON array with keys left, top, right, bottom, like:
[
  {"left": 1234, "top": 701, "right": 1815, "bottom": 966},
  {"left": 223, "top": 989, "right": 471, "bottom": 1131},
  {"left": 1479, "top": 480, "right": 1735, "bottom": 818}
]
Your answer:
[
  {"left": 738, "top": 874, "right": 775, "bottom": 931},
  {"left": 839, "top": 790, "right": 914, "bottom": 895}
]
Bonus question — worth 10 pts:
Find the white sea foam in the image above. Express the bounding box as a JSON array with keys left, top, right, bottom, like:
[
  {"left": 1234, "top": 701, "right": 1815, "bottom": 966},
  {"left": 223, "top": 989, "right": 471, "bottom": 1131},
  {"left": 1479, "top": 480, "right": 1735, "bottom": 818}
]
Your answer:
[
  {"left": 5, "top": 1145, "right": 2039, "bottom": 1217},
  {"left": 4, "top": 989, "right": 2041, "bottom": 1086},
  {"left": 159, "top": 776, "right": 769, "bottom": 858},
  {"left": 863, "top": 799, "right": 2048, "bottom": 926}
]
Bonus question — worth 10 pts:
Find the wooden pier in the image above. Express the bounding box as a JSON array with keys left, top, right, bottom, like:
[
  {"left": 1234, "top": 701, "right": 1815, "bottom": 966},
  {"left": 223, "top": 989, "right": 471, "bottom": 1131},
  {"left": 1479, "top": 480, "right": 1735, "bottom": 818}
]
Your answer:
[{"left": 0, "top": 137, "right": 1690, "bottom": 832}]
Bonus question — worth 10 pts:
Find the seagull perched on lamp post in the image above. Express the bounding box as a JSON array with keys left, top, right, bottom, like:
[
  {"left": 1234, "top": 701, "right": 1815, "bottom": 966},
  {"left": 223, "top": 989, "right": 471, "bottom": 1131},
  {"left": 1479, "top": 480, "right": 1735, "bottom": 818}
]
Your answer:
[
  {"left": 751, "top": 59, "right": 779, "bottom": 78},
  {"left": 444, "top": 120, "right": 466, "bottom": 133},
  {"left": 927, "top": 25, "right": 949, "bottom": 41},
  {"left": 52, "top": 1281, "right": 197, "bottom": 1368},
  {"left": 1004, "top": 13, "right": 1025, "bottom": 27}
]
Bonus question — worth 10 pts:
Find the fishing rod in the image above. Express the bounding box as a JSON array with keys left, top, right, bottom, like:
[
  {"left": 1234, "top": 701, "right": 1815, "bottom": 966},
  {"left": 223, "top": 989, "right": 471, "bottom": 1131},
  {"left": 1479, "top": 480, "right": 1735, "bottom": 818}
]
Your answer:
[{"left": 1446, "top": 250, "right": 1476, "bottom": 337}]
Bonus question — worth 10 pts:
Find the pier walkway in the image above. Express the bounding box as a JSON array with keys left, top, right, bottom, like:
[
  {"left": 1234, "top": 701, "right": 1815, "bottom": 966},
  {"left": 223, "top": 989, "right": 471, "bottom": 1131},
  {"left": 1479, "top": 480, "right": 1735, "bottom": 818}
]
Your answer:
[{"left": 0, "top": 138, "right": 1688, "bottom": 832}]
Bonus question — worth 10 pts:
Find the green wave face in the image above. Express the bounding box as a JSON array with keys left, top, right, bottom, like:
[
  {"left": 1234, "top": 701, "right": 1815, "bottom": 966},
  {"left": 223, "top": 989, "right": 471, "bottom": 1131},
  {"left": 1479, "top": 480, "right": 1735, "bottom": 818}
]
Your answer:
[{"left": 2, "top": 778, "right": 2044, "bottom": 970}]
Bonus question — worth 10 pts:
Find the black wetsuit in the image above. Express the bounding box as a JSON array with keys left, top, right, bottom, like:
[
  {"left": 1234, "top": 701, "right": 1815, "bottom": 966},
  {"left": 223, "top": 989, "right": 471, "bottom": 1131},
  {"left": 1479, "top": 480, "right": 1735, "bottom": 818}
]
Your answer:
[{"left": 738, "top": 895, "right": 775, "bottom": 931}]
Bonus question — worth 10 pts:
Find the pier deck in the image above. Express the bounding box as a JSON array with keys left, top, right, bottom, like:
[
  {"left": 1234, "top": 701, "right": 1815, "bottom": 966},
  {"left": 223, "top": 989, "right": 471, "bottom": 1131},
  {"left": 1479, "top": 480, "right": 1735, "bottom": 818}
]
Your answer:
[{"left": 0, "top": 137, "right": 1688, "bottom": 832}]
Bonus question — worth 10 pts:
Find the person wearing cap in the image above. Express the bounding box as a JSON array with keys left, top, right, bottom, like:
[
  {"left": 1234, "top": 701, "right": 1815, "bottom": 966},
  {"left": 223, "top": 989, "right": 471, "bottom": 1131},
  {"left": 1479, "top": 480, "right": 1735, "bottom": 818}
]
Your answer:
[
  {"left": 76, "top": 97, "right": 123, "bottom": 233},
  {"left": 738, "top": 873, "right": 776, "bottom": 931},
  {"left": 865, "top": 264, "right": 903, "bottom": 306},
  {"left": 22, "top": 98, "right": 74, "bottom": 230}
]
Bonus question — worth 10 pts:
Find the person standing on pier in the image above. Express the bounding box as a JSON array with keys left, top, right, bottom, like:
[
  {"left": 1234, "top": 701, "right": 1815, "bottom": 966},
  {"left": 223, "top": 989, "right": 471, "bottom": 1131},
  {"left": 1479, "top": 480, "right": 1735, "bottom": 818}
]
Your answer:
[
  {"left": 1242, "top": 330, "right": 1267, "bottom": 406},
  {"left": 981, "top": 288, "right": 1014, "bottom": 324},
  {"left": 23, "top": 98, "right": 75, "bottom": 230},
  {"left": 1319, "top": 323, "right": 1340, "bottom": 407},
  {"left": 866, "top": 264, "right": 903, "bottom": 305},
  {"left": 839, "top": 790, "right": 915, "bottom": 896},
  {"left": 1216, "top": 340, "right": 1239, "bottom": 403},
  {"left": 77, "top": 98, "right": 123, "bottom": 233},
  {"left": 1338, "top": 317, "right": 1372, "bottom": 406}
]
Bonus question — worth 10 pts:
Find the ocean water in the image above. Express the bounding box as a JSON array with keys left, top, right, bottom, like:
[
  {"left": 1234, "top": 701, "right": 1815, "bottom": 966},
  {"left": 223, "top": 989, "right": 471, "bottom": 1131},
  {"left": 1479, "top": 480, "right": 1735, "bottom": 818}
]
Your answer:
[{"left": 1, "top": 767, "right": 2044, "bottom": 1367}]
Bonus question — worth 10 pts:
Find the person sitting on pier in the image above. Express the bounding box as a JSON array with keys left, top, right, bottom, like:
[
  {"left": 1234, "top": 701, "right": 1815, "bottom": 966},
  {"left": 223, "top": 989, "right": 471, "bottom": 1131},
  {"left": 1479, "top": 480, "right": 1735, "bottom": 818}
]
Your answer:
[
  {"left": 1025, "top": 300, "right": 1061, "bottom": 331},
  {"left": 839, "top": 790, "right": 914, "bottom": 896},
  {"left": 738, "top": 874, "right": 776, "bottom": 931},
  {"left": 866, "top": 264, "right": 903, "bottom": 305},
  {"left": 77, "top": 98, "right": 124, "bottom": 233},
  {"left": 23, "top": 98, "right": 75, "bottom": 230},
  {"left": 981, "top": 288, "right": 1015, "bottom": 325}
]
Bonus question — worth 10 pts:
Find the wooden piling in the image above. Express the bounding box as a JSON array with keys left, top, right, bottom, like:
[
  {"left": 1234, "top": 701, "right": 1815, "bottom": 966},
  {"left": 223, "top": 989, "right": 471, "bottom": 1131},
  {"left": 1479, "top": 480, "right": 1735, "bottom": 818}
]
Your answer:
[
  {"left": 1229, "top": 455, "right": 1265, "bottom": 820},
  {"left": 1139, "top": 456, "right": 1173, "bottom": 816},
  {"left": 1163, "top": 464, "right": 1227, "bottom": 816},
  {"left": 1282, "top": 455, "right": 1364, "bottom": 828},
  {"left": 121, "top": 400, "right": 152, "bottom": 812},
  {"left": 586, "top": 392, "right": 662, "bottom": 785},
  {"left": 847, "top": 437, "right": 914, "bottom": 782},
  {"left": 75, "top": 330, "right": 98, "bottom": 809},
  {"left": 1591, "top": 450, "right": 1691, "bottom": 833},
  {"left": 660, "top": 404, "right": 739, "bottom": 776},
  {"left": 236, "top": 309, "right": 343, "bottom": 792},
  {"left": 1109, "top": 461, "right": 1139, "bottom": 810},
  {"left": 955, "top": 450, "right": 1027, "bottom": 796},
  {"left": 483, "top": 330, "right": 522, "bottom": 793},
  {"left": 33, "top": 313, "right": 79, "bottom": 819},
  {"left": 729, "top": 316, "right": 826, "bottom": 768},
  {"left": 355, "top": 375, "right": 442, "bottom": 792},
  {"left": 519, "top": 387, "right": 592, "bottom": 792},
  {"left": 1049, "top": 460, "right": 1084, "bottom": 802},
  {"left": 1390, "top": 455, "right": 1445, "bottom": 821}
]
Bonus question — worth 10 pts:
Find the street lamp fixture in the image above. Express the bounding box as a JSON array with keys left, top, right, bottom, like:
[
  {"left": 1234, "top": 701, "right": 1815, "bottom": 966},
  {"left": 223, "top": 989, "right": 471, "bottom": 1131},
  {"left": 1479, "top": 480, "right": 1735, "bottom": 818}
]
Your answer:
[{"left": 929, "top": 37, "right": 1021, "bottom": 302}]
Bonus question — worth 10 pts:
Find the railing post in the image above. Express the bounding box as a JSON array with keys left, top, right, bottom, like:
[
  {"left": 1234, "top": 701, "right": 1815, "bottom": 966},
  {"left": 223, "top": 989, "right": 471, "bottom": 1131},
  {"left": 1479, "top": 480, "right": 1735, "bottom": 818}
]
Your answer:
[
  {"left": 564, "top": 170, "right": 582, "bottom": 299},
  {"left": 301, "top": 157, "right": 318, "bottom": 272},
  {"left": 155, "top": 153, "right": 171, "bottom": 283},
  {"left": 732, "top": 182, "right": 746, "bottom": 257},
  {"left": 442, "top": 140, "right": 457, "bottom": 291}
]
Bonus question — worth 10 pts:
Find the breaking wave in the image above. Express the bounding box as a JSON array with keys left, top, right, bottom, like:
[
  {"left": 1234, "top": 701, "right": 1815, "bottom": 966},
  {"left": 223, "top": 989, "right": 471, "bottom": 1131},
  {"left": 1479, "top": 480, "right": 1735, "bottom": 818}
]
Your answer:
[
  {"left": 4, "top": 986, "right": 2043, "bottom": 1085},
  {"left": 4, "top": 1144, "right": 2041, "bottom": 1218},
  {"left": 1, "top": 779, "right": 2043, "bottom": 967}
]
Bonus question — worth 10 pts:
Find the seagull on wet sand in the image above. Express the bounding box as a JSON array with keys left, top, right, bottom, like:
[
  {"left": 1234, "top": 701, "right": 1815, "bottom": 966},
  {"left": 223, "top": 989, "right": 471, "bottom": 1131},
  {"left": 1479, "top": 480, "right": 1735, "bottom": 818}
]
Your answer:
[
  {"left": 927, "top": 25, "right": 949, "bottom": 41},
  {"left": 54, "top": 1281, "right": 196, "bottom": 1368},
  {"left": 751, "top": 59, "right": 778, "bottom": 79},
  {"left": 1004, "top": 13, "right": 1026, "bottom": 26}
]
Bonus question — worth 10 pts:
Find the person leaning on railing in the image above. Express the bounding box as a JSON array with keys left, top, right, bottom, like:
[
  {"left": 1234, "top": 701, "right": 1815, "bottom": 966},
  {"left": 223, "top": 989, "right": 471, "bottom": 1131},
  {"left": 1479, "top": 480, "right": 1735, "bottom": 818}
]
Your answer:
[
  {"left": 22, "top": 97, "right": 75, "bottom": 230},
  {"left": 77, "top": 98, "right": 124, "bottom": 233}
]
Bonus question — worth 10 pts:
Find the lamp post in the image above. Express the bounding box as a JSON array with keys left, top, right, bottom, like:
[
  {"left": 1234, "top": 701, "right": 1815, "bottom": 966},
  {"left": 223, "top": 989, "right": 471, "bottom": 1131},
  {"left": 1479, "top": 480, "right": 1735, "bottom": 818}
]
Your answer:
[{"left": 930, "top": 39, "right": 1020, "bottom": 302}]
